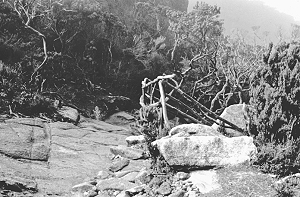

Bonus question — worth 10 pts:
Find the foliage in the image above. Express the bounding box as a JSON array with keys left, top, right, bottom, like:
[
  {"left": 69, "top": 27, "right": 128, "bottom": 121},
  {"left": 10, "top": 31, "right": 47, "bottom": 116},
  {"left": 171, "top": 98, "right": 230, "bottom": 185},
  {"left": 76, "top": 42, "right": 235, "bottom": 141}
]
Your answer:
[
  {"left": 250, "top": 42, "right": 300, "bottom": 142},
  {"left": 252, "top": 139, "right": 300, "bottom": 177},
  {"left": 250, "top": 42, "right": 300, "bottom": 177}
]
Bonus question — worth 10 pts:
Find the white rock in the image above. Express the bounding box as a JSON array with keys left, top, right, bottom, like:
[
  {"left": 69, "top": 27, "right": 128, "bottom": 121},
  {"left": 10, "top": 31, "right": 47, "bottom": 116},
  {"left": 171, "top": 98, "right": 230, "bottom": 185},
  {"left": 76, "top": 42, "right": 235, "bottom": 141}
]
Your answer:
[
  {"left": 211, "top": 104, "right": 248, "bottom": 137},
  {"left": 126, "top": 135, "right": 145, "bottom": 146},
  {"left": 153, "top": 136, "right": 257, "bottom": 167},
  {"left": 116, "top": 191, "right": 131, "bottom": 197},
  {"left": 72, "top": 182, "right": 95, "bottom": 192},
  {"left": 185, "top": 170, "right": 221, "bottom": 194},
  {"left": 126, "top": 184, "right": 146, "bottom": 194}
]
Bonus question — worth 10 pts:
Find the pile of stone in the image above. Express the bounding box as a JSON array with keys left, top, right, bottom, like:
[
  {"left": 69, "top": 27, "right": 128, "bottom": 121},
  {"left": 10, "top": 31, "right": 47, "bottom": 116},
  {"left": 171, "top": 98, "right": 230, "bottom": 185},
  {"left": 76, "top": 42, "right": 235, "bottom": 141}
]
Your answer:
[{"left": 71, "top": 104, "right": 258, "bottom": 197}]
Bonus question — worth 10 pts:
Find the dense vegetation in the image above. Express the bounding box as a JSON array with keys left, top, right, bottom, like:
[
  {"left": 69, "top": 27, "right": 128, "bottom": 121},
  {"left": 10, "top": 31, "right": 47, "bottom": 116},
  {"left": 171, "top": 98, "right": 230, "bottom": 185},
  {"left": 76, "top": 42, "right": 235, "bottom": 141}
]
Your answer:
[{"left": 1, "top": 0, "right": 300, "bottom": 183}]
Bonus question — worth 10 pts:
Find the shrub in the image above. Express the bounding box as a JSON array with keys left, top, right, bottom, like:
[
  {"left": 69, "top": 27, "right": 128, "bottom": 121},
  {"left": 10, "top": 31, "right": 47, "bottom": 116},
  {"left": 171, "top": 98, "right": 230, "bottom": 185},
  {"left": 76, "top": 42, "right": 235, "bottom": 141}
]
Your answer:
[
  {"left": 252, "top": 139, "right": 300, "bottom": 177},
  {"left": 250, "top": 42, "right": 300, "bottom": 177}
]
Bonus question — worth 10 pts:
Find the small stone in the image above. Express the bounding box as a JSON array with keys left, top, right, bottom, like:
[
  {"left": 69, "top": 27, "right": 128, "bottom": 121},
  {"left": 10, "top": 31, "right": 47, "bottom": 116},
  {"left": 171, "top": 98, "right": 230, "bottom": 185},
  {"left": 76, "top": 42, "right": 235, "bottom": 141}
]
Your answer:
[
  {"left": 113, "top": 191, "right": 121, "bottom": 196},
  {"left": 97, "top": 170, "right": 111, "bottom": 180},
  {"left": 110, "top": 145, "right": 145, "bottom": 160},
  {"left": 156, "top": 182, "right": 172, "bottom": 195},
  {"left": 126, "top": 135, "right": 146, "bottom": 146},
  {"left": 109, "top": 158, "right": 130, "bottom": 172},
  {"left": 187, "top": 191, "right": 197, "bottom": 197},
  {"left": 191, "top": 184, "right": 197, "bottom": 190},
  {"left": 72, "top": 182, "right": 95, "bottom": 192},
  {"left": 121, "top": 171, "right": 140, "bottom": 182},
  {"left": 135, "top": 170, "right": 152, "bottom": 184},
  {"left": 96, "top": 178, "right": 137, "bottom": 191},
  {"left": 175, "top": 172, "right": 190, "bottom": 181},
  {"left": 115, "top": 170, "right": 132, "bottom": 178},
  {"left": 187, "top": 186, "right": 192, "bottom": 192},
  {"left": 116, "top": 191, "right": 131, "bottom": 197},
  {"left": 126, "top": 184, "right": 146, "bottom": 194},
  {"left": 169, "top": 190, "right": 185, "bottom": 197},
  {"left": 84, "top": 190, "right": 98, "bottom": 197}
]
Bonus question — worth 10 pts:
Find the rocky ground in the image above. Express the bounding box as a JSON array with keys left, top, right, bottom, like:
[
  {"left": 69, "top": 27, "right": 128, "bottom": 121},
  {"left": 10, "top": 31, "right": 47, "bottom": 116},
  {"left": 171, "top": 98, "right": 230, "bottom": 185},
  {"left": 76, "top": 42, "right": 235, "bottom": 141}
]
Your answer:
[
  {"left": 0, "top": 106, "right": 291, "bottom": 197},
  {"left": 0, "top": 112, "right": 149, "bottom": 196}
]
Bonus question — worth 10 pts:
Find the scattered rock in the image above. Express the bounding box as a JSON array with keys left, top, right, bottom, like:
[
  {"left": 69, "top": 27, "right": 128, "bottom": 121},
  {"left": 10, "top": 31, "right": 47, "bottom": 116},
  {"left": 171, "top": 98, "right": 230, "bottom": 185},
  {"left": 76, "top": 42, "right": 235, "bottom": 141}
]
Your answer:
[
  {"left": 109, "top": 157, "right": 130, "bottom": 172},
  {"left": 174, "top": 172, "right": 190, "bottom": 181},
  {"left": 168, "top": 189, "right": 185, "bottom": 197},
  {"left": 135, "top": 170, "right": 152, "bottom": 184},
  {"left": 116, "top": 190, "right": 131, "bottom": 197},
  {"left": 126, "top": 135, "right": 146, "bottom": 146},
  {"left": 120, "top": 171, "right": 140, "bottom": 182},
  {"left": 114, "top": 170, "right": 132, "bottom": 178},
  {"left": 72, "top": 182, "right": 96, "bottom": 193},
  {"left": 156, "top": 181, "right": 172, "bottom": 195},
  {"left": 153, "top": 136, "right": 257, "bottom": 167},
  {"left": 211, "top": 104, "right": 247, "bottom": 137},
  {"left": 169, "top": 123, "right": 223, "bottom": 137},
  {"left": 186, "top": 190, "right": 197, "bottom": 197},
  {"left": 126, "top": 184, "right": 146, "bottom": 194},
  {"left": 96, "top": 178, "right": 137, "bottom": 191},
  {"left": 84, "top": 190, "right": 98, "bottom": 197},
  {"left": 97, "top": 171, "right": 112, "bottom": 180},
  {"left": 110, "top": 145, "right": 145, "bottom": 160}
]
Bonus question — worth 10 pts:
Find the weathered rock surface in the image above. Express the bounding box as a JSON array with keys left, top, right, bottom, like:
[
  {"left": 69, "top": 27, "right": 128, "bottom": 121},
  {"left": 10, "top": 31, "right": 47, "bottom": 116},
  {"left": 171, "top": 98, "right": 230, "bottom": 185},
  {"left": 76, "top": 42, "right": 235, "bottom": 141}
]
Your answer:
[
  {"left": 153, "top": 136, "right": 257, "bottom": 167},
  {"left": 0, "top": 118, "right": 50, "bottom": 161},
  {"left": 169, "top": 123, "right": 223, "bottom": 137},
  {"left": 71, "top": 182, "right": 96, "bottom": 192},
  {"left": 0, "top": 118, "right": 150, "bottom": 196},
  {"left": 211, "top": 104, "right": 248, "bottom": 137},
  {"left": 109, "top": 157, "right": 130, "bottom": 172},
  {"left": 96, "top": 178, "right": 138, "bottom": 191},
  {"left": 110, "top": 145, "right": 145, "bottom": 160}
]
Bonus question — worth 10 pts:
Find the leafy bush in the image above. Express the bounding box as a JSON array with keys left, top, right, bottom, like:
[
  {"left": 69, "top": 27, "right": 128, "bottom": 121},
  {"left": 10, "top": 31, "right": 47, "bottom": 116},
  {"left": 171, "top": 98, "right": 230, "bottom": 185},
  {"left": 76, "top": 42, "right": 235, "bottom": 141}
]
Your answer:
[
  {"left": 252, "top": 139, "right": 300, "bottom": 177},
  {"left": 250, "top": 42, "right": 300, "bottom": 177}
]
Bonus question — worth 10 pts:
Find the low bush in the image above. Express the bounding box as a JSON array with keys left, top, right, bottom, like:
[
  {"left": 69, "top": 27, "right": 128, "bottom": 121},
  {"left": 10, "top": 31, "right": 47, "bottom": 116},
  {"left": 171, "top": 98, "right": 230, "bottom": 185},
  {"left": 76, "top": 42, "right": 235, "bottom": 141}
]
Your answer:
[{"left": 250, "top": 42, "right": 300, "bottom": 177}]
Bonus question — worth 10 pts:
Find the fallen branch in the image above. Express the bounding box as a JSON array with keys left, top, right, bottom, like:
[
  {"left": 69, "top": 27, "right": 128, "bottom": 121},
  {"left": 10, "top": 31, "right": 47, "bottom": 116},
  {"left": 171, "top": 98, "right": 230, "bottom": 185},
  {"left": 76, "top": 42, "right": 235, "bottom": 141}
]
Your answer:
[{"left": 165, "top": 81, "right": 245, "bottom": 133}]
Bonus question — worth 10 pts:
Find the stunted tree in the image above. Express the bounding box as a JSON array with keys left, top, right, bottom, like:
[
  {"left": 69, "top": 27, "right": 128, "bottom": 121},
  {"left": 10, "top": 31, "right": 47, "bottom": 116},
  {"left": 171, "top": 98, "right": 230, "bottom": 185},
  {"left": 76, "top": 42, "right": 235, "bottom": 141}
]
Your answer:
[
  {"left": 3, "top": 0, "right": 51, "bottom": 82},
  {"left": 211, "top": 33, "right": 265, "bottom": 112}
]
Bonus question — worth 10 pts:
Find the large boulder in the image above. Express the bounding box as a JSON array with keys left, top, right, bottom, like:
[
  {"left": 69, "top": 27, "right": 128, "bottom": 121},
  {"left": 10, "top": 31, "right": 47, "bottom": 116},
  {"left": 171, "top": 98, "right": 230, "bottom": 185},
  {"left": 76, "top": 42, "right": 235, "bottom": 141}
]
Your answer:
[
  {"left": 0, "top": 118, "right": 150, "bottom": 196},
  {"left": 211, "top": 104, "right": 248, "bottom": 137},
  {"left": 0, "top": 118, "right": 50, "bottom": 161},
  {"left": 169, "top": 123, "right": 223, "bottom": 137},
  {"left": 153, "top": 136, "right": 257, "bottom": 168}
]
